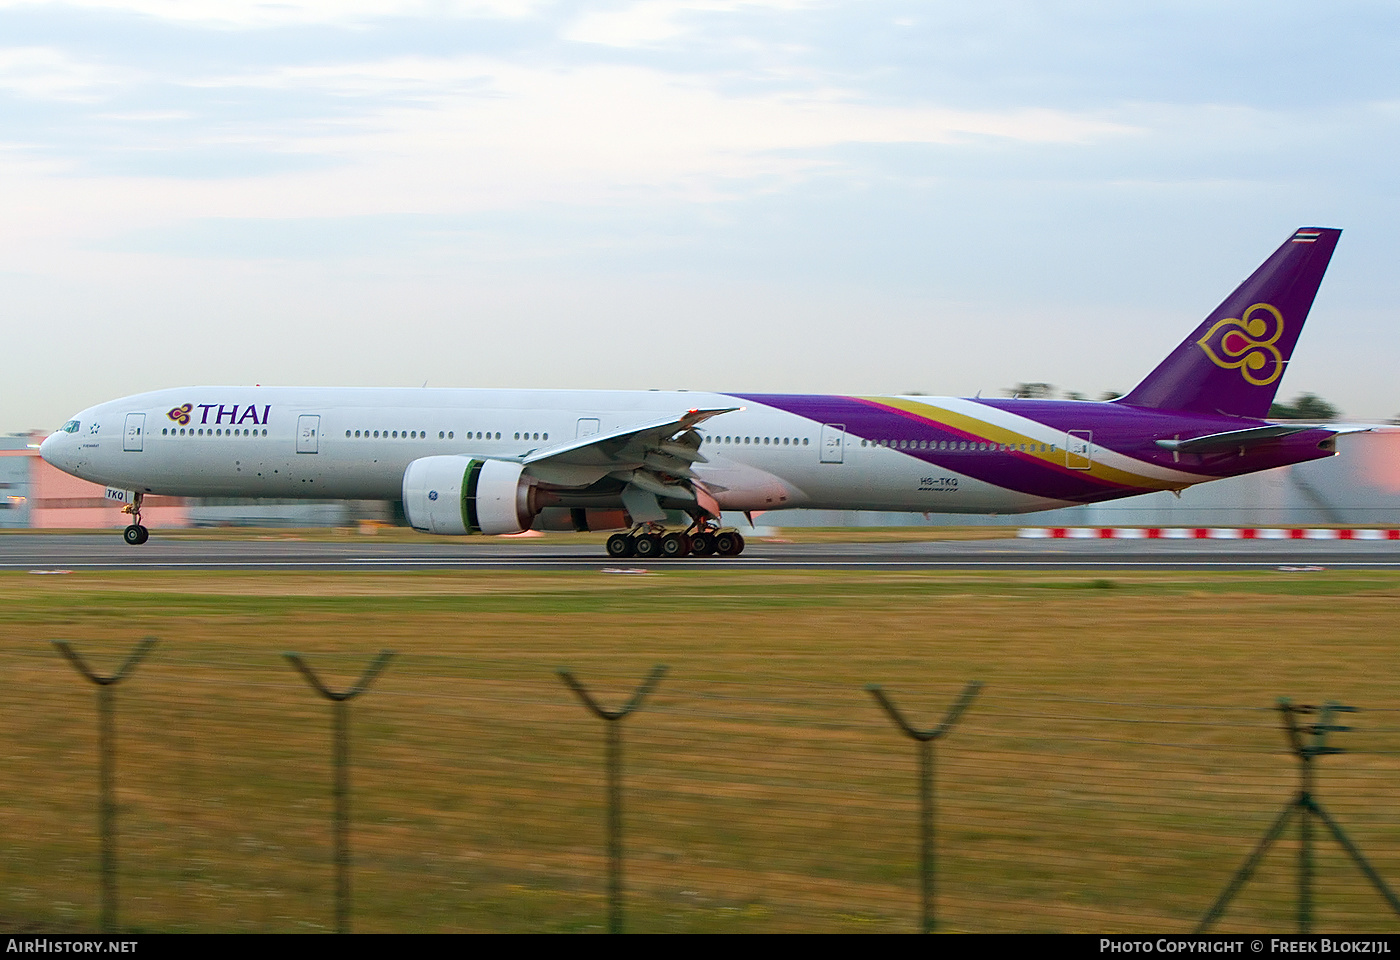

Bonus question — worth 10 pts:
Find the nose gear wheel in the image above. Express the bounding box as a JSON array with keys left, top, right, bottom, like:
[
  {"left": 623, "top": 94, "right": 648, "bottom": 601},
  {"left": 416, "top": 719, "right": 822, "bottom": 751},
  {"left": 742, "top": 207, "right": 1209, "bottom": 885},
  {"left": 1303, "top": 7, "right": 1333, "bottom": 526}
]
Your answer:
[{"left": 121, "top": 493, "right": 149, "bottom": 545}]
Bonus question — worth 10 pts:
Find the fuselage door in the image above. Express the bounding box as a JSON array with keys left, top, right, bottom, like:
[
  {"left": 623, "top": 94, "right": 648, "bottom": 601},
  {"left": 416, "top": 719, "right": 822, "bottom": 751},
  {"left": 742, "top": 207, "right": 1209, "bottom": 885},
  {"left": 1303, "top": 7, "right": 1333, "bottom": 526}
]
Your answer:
[
  {"left": 820, "top": 423, "right": 845, "bottom": 464},
  {"left": 122, "top": 413, "right": 145, "bottom": 452},
  {"left": 297, "top": 415, "right": 320, "bottom": 454},
  {"left": 1066, "top": 430, "right": 1093, "bottom": 470},
  {"left": 576, "top": 418, "right": 600, "bottom": 439}
]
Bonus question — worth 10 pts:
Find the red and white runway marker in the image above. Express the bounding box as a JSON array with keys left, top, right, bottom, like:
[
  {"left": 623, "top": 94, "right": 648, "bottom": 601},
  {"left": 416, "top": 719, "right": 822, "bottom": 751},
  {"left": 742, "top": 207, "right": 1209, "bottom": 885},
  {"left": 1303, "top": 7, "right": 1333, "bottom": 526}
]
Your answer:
[{"left": 1018, "top": 527, "right": 1400, "bottom": 541}]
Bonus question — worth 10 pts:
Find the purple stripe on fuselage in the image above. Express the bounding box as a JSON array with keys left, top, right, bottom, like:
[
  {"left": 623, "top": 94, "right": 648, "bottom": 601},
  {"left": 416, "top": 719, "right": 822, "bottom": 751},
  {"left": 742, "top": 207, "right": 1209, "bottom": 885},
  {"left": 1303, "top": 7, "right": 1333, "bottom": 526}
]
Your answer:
[
  {"left": 733, "top": 394, "right": 1338, "bottom": 504},
  {"left": 734, "top": 393, "right": 1140, "bottom": 503},
  {"left": 975, "top": 398, "right": 1337, "bottom": 478}
]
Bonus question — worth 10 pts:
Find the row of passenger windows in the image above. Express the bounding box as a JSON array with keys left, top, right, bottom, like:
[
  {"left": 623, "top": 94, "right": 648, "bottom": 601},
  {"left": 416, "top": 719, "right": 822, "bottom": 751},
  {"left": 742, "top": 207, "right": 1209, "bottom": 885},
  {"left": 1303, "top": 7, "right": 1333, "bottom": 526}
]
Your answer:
[
  {"left": 163, "top": 428, "right": 268, "bottom": 437},
  {"left": 697, "top": 434, "right": 1053, "bottom": 453},
  {"left": 160, "top": 425, "right": 1051, "bottom": 454},
  {"left": 704, "top": 436, "right": 810, "bottom": 446},
  {"left": 344, "top": 429, "right": 550, "bottom": 441},
  {"left": 349, "top": 429, "right": 446, "bottom": 439},
  {"left": 158, "top": 426, "right": 556, "bottom": 441},
  {"left": 862, "top": 439, "right": 1055, "bottom": 453}
]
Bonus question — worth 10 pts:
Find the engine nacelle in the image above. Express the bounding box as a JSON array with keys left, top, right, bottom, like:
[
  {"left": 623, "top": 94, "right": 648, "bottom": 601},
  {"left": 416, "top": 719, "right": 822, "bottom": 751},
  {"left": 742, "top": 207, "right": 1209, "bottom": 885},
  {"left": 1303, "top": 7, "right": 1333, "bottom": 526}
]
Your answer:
[{"left": 402, "top": 456, "right": 541, "bottom": 535}]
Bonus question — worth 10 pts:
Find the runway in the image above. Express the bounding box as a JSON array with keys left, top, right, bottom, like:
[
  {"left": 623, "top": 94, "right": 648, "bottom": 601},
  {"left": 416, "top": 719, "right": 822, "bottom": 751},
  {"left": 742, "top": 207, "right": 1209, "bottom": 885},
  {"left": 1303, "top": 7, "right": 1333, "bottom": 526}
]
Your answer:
[{"left": 2, "top": 533, "right": 1399, "bottom": 571}]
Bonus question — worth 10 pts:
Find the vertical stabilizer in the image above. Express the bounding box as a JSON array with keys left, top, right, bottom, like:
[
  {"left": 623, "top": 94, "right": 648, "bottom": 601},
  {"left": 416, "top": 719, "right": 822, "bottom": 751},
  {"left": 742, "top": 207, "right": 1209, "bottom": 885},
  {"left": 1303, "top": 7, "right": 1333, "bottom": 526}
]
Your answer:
[{"left": 1119, "top": 228, "right": 1341, "bottom": 419}]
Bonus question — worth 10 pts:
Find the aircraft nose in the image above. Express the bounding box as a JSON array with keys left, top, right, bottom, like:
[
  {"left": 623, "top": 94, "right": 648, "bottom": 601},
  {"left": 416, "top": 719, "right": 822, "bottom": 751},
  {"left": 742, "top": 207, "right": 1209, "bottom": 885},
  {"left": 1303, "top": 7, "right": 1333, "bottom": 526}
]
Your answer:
[{"left": 40, "top": 424, "right": 75, "bottom": 470}]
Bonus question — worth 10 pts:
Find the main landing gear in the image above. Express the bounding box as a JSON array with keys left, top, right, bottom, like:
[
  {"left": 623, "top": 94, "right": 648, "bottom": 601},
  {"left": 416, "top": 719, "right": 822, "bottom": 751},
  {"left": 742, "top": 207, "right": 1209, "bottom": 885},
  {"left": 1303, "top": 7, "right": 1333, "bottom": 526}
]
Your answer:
[
  {"left": 605, "top": 522, "right": 745, "bottom": 560},
  {"left": 122, "top": 493, "right": 149, "bottom": 546}
]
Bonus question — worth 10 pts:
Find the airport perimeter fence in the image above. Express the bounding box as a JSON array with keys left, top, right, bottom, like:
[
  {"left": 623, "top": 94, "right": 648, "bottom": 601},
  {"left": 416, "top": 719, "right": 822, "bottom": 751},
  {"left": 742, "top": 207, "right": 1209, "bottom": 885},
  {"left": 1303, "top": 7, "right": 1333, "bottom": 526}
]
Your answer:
[{"left": 5, "top": 643, "right": 1400, "bottom": 934}]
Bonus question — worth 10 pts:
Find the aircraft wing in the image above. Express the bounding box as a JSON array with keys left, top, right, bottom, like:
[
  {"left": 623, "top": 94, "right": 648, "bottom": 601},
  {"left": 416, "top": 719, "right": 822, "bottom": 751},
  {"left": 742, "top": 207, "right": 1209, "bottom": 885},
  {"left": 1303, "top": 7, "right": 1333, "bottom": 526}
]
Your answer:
[
  {"left": 518, "top": 407, "right": 738, "bottom": 500},
  {"left": 1155, "top": 422, "right": 1371, "bottom": 454}
]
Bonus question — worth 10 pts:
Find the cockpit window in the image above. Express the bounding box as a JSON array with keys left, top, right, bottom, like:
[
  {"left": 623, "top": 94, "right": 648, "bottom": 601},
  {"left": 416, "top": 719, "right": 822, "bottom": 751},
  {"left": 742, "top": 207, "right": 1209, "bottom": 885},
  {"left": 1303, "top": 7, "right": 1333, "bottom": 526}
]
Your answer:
[{"left": 62, "top": 420, "right": 80, "bottom": 434}]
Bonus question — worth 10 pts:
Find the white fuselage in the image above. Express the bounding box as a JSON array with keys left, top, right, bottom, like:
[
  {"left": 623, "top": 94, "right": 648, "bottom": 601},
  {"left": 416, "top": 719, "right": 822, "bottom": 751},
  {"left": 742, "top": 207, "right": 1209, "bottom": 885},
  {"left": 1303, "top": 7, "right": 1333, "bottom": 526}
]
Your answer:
[{"left": 39, "top": 386, "right": 1076, "bottom": 516}]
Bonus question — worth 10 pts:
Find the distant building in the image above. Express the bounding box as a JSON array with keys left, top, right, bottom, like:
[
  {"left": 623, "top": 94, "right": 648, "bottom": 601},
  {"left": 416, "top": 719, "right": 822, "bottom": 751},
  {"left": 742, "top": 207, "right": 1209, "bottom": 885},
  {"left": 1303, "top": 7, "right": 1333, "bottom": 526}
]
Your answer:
[
  {"left": 1, "top": 432, "right": 189, "bottom": 529},
  {"left": 3, "top": 431, "right": 394, "bottom": 529},
  {"left": 0, "top": 435, "right": 33, "bottom": 528}
]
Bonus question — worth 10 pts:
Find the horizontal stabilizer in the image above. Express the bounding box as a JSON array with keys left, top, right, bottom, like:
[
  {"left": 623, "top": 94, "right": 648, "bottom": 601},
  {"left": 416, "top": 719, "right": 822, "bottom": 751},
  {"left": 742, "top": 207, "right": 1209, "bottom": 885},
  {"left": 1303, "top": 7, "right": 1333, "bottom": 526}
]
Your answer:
[{"left": 1155, "top": 424, "right": 1316, "bottom": 454}]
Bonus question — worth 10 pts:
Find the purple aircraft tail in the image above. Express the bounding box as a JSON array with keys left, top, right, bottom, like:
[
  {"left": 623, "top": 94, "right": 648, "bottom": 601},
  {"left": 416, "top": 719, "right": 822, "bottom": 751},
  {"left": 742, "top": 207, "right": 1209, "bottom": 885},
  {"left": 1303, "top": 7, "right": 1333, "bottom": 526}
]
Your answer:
[{"left": 1118, "top": 227, "right": 1341, "bottom": 419}]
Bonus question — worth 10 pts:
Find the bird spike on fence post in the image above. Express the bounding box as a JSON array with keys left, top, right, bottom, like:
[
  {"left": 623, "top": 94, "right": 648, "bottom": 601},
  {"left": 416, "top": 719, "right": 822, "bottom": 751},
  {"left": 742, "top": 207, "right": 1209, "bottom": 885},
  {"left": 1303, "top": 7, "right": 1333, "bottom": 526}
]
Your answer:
[
  {"left": 284, "top": 649, "right": 395, "bottom": 935},
  {"left": 557, "top": 664, "right": 667, "bottom": 935},
  {"left": 51, "top": 637, "right": 157, "bottom": 935},
  {"left": 1196, "top": 698, "right": 1400, "bottom": 934},
  {"left": 866, "top": 679, "right": 981, "bottom": 934}
]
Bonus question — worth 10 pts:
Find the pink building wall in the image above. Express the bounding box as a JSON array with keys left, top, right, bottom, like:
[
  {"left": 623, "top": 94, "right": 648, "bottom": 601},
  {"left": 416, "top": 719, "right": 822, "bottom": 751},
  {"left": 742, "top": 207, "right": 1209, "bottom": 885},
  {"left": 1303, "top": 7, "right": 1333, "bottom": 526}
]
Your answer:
[{"left": 13, "top": 433, "right": 188, "bottom": 529}]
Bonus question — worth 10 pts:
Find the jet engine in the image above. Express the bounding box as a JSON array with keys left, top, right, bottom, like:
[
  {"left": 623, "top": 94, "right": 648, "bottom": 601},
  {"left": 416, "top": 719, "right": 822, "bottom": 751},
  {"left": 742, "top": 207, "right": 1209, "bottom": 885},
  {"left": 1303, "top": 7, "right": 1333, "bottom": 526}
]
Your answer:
[{"left": 402, "top": 456, "right": 542, "bottom": 535}]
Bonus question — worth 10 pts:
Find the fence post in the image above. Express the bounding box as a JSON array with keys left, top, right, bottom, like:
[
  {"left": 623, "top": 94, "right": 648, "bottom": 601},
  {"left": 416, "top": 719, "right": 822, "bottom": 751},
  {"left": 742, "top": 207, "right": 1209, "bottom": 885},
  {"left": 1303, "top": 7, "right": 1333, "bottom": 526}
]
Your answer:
[
  {"left": 557, "top": 665, "right": 667, "bottom": 934},
  {"left": 1197, "top": 698, "right": 1400, "bottom": 932},
  {"left": 866, "top": 680, "right": 981, "bottom": 934},
  {"left": 51, "top": 637, "right": 157, "bottom": 934},
  {"left": 284, "top": 649, "right": 395, "bottom": 934}
]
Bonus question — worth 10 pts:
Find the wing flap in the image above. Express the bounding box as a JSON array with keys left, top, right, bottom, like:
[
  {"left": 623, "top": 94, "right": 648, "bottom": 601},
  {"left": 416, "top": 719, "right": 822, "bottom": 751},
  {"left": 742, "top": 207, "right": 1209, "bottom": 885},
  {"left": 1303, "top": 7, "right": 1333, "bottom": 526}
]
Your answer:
[
  {"left": 520, "top": 407, "right": 736, "bottom": 511},
  {"left": 522, "top": 408, "right": 735, "bottom": 470}
]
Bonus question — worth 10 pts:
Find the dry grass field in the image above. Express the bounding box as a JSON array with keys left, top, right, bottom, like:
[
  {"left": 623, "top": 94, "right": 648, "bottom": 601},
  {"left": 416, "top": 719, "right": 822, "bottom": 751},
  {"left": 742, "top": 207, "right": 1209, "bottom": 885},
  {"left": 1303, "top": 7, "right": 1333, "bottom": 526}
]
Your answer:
[{"left": 2, "top": 566, "right": 1399, "bottom": 932}]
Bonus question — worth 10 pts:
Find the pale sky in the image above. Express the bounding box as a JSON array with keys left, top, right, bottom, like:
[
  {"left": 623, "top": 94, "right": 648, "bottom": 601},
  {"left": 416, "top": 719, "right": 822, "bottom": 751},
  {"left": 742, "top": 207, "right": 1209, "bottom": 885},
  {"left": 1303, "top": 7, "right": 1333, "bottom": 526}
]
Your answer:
[{"left": 3, "top": 1, "right": 1398, "bottom": 432}]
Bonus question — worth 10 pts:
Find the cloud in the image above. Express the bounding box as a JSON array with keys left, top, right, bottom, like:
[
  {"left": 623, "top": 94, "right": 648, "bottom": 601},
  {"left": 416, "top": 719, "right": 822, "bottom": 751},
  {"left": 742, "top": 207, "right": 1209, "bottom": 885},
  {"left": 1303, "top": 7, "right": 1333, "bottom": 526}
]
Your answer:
[
  {"left": 566, "top": 0, "right": 821, "bottom": 48},
  {"left": 0, "top": 49, "right": 1137, "bottom": 262},
  {"left": 0, "top": 0, "right": 543, "bottom": 29},
  {"left": 154, "top": 56, "right": 1136, "bottom": 209},
  {"left": 0, "top": 45, "right": 134, "bottom": 100}
]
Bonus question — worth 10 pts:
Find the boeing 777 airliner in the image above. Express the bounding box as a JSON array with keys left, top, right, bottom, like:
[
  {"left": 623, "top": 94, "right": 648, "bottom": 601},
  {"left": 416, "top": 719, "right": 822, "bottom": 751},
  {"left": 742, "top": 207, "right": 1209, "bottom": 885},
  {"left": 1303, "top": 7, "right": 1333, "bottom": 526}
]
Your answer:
[{"left": 41, "top": 227, "right": 1348, "bottom": 558}]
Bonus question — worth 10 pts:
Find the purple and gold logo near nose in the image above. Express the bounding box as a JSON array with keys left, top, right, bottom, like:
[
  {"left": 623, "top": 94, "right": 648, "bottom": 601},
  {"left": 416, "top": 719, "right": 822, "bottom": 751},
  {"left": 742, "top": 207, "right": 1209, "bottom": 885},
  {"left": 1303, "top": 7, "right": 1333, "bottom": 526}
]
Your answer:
[
  {"left": 1196, "top": 302, "right": 1285, "bottom": 387},
  {"left": 167, "top": 403, "right": 193, "bottom": 425}
]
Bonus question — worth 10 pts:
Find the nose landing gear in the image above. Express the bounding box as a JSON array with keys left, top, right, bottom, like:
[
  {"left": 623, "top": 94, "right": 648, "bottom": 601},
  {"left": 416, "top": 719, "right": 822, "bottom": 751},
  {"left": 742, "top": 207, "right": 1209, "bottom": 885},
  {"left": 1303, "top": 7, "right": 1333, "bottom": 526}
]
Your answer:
[{"left": 121, "top": 494, "right": 149, "bottom": 545}]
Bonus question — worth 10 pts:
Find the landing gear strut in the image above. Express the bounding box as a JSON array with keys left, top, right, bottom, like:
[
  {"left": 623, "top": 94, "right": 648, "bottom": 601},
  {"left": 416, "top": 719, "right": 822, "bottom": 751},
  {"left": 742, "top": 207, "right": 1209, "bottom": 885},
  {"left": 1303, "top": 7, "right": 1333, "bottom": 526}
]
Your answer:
[{"left": 122, "top": 493, "right": 149, "bottom": 546}]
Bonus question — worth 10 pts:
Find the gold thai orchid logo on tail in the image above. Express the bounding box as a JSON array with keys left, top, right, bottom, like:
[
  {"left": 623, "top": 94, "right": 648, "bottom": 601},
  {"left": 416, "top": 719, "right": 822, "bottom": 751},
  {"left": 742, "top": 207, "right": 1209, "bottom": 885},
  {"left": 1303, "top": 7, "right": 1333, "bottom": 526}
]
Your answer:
[{"left": 1196, "top": 302, "right": 1285, "bottom": 386}]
